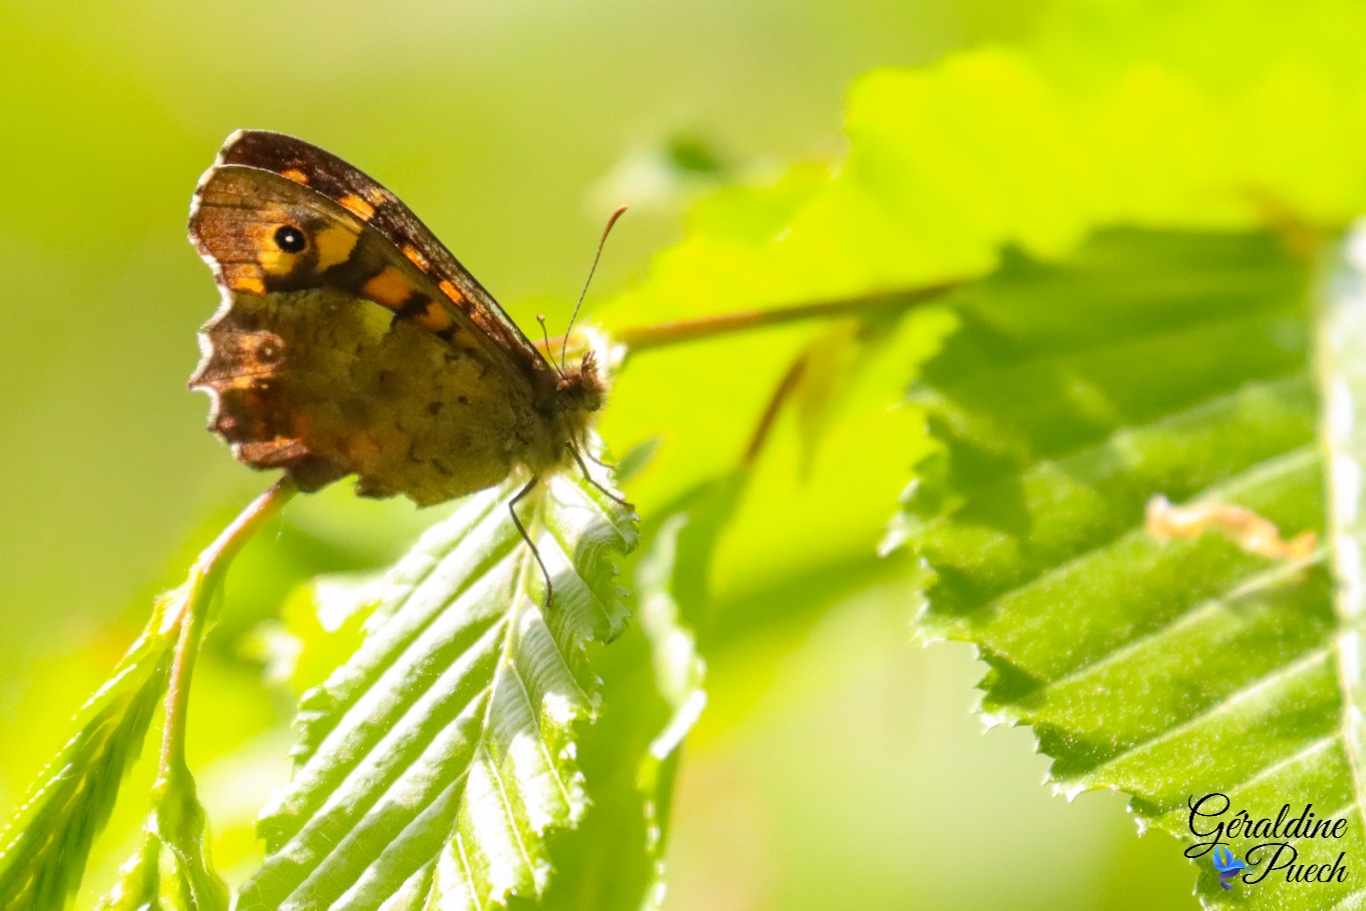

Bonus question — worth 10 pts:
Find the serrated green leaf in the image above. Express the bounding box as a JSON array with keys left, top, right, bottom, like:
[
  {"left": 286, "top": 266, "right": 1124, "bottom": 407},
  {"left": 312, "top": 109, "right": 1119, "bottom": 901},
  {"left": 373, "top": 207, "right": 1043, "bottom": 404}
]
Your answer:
[
  {"left": 0, "top": 589, "right": 183, "bottom": 911},
  {"left": 1, "top": 481, "right": 292, "bottom": 910},
  {"left": 238, "top": 457, "right": 637, "bottom": 911},
  {"left": 97, "top": 763, "right": 228, "bottom": 911},
  {"left": 525, "top": 470, "right": 743, "bottom": 911},
  {"left": 632, "top": 473, "right": 745, "bottom": 910},
  {"left": 598, "top": 0, "right": 1366, "bottom": 541},
  {"left": 893, "top": 227, "right": 1366, "bottom": 909}
]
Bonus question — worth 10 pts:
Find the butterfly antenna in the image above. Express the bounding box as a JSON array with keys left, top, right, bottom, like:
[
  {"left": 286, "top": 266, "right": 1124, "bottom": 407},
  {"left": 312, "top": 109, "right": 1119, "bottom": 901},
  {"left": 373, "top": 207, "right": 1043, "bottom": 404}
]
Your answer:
[
  {"left": 561, "top": 205, "right": 628, "bottom": 372},
  {"left": 536, "top": 314, "right": 563, "bottom": 378}
]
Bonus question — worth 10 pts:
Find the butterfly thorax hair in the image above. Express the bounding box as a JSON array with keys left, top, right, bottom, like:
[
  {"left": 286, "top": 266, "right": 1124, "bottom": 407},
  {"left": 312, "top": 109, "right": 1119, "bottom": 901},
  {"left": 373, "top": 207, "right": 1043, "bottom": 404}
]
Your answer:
[{"left": 521, "top": 348, "right": 609, "bottom": 475}]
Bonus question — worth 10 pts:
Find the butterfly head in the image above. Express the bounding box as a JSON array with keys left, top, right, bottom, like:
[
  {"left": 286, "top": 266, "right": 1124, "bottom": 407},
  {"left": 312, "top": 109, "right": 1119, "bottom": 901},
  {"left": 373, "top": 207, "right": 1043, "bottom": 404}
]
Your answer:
[{"left": 556, "top": 349, "right": 608, "bottom": 416}]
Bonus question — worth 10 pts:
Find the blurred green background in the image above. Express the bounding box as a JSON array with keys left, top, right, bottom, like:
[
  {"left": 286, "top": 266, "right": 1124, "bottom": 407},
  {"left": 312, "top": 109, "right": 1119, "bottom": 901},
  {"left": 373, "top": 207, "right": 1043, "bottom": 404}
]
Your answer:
[{"left": 0, "top": 1, "right": 1196, "bottom": 908}]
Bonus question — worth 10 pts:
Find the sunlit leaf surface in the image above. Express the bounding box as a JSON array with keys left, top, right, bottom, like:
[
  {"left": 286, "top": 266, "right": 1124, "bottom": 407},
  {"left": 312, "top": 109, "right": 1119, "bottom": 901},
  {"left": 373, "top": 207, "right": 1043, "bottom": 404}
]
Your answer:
[
  {"left": 0, "top": 593, "right": 180, "bottom": 911},
  {"left": 895, "top": 228, "right": 1366, "bottom": 909},
  {"left": 97, "top": 758, "right": 230, "bottom": 911},
  {"left": 238, "top": 460, "right": 636, "bottom": 911}
]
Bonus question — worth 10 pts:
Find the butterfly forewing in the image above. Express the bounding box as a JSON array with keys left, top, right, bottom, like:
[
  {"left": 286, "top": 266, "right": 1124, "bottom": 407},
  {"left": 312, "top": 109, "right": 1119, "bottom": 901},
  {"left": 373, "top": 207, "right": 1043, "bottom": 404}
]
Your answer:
[
  {"left": 187, "top": 131, "right": 575, "bottom": 505},
  {"left": 212, "top": 129, "right": 548, "bottom": 371}
]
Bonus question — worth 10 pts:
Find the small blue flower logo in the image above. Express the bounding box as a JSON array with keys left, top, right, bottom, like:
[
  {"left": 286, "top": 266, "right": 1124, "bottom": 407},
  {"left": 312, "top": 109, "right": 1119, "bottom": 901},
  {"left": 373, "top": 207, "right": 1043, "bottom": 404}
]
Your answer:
[{"left": 1212, "top": 846, "right": 1247, "bottom": 890}]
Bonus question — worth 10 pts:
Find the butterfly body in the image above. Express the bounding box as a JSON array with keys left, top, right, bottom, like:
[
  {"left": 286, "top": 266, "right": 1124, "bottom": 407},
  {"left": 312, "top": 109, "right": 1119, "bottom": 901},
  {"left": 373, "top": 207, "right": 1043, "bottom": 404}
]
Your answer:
[{"left": 188, "top": 131, "right": 605, "bottom": 505}]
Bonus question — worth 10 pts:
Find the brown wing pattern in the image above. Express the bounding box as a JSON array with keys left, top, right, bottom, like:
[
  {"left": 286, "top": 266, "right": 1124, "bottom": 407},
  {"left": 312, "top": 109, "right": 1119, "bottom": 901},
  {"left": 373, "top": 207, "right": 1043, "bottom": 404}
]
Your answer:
[
  {"left": 213, "top": 129, "right": 547, "bottom": 371},
  {"left": 187, "top": 133, "right": 571, "bottom": 504},
  {"left": 190, "top": 165, "right": 519, "bottom": 361}
]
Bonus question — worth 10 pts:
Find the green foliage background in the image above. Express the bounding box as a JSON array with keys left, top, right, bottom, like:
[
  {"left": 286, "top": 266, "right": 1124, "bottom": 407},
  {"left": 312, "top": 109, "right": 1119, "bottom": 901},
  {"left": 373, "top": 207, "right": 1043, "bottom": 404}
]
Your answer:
[{"left": 14, "top": 0, "right": 1359, "bottom": 908}]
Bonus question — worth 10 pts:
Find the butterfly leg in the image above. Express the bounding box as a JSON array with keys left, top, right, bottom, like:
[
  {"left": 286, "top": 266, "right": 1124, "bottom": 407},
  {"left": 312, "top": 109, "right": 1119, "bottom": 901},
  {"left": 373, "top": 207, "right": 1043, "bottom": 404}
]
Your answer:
[
  {"left": 509, "top": 476, "right": 554, "bottom": 608},
  {"left": 584, "top": 450, "right": 618, "bottom": 471},
  {"left": 567, "top": 443, "right": 633, "bottom": 508}
]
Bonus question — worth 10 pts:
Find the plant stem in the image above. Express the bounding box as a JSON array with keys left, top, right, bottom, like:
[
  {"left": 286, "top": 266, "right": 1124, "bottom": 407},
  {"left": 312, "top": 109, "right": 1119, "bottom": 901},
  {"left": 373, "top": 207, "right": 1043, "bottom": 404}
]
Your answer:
[
  {"left": 743, "top": 353, "right": 809, "bottom": 466},
  {"left": 612, "top": 283, "right": 957, "bottom": 353},
  {"left": 535, "top": 283, "right": 959, "bottom": 357},
  {"left": 157, "top": 479, "right": 296, "bottom": 779}
]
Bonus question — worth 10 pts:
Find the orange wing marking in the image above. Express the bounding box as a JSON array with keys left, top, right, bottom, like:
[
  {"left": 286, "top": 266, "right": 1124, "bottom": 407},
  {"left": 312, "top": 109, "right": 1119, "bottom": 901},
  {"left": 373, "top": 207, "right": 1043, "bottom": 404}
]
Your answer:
[
  {"left": 412, "top": 301, "right": 454, "bottom": 333},
  {"left": 363, "top": 266, "right": 414, "bottom": 308},
  {"left": 338, "top": 194, "right": 376, "bottom": 221},
  {"left": 438, "top": 279, "right": 470, "bottom": 309},
  {"left": 402, "top": 244, "right": 430, "bottom": 271}
]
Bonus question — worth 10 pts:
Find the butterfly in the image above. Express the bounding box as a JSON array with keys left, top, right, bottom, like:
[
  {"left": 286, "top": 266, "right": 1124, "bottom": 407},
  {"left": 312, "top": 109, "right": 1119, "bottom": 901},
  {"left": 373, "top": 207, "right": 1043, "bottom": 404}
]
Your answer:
[{"left": 188, "top": 130, "right": 621, "bottom": 581}]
